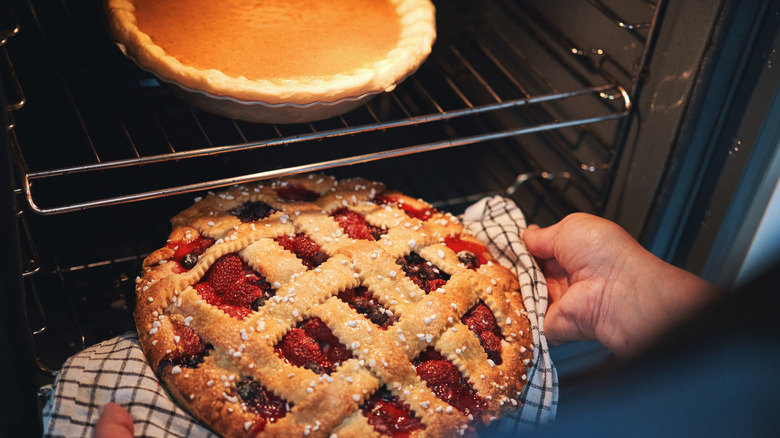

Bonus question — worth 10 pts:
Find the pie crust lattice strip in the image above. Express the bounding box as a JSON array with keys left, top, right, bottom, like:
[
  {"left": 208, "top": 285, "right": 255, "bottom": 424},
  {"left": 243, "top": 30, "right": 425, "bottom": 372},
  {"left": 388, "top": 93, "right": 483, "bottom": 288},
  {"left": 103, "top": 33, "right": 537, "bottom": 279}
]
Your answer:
[{"left": 135, "top": 175, "right": 534, "bottom": 437}]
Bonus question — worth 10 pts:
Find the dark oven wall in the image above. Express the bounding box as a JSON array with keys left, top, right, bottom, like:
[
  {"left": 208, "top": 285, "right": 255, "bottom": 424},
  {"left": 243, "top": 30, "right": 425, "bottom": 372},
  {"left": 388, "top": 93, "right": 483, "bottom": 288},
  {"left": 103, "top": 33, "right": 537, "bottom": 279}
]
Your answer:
[{"left": 3, "top": 0, "right": 665, "bottom": 433}]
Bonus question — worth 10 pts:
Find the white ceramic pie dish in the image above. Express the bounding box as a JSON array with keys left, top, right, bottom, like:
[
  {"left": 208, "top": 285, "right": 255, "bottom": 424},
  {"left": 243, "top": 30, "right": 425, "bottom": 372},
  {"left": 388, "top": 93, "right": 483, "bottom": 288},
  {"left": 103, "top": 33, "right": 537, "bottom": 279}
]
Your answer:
[{"left": 167, "top": 82, "right": 379, "bottom": 124}]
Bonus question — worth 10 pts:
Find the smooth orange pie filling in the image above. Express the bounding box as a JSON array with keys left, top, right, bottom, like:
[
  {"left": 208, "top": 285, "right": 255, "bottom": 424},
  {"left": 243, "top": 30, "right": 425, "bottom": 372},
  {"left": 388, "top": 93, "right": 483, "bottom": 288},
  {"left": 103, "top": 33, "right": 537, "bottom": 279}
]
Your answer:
[{"left": 132, "top": 0, "right": 401, "bottom": 81}]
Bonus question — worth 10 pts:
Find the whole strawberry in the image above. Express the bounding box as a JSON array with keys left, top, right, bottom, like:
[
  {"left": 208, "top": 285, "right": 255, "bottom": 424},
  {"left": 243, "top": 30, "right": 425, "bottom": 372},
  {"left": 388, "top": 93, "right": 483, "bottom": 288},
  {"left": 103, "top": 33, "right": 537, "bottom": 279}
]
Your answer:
[
  {"left": 203, "top": 253, "right": 245, "bottom": 295},
  {"left": 221, "top": 279, "right": 262, "bottom": 308},
  {"left": 278, "top": 328, "right": 328, "bottom": 372}
]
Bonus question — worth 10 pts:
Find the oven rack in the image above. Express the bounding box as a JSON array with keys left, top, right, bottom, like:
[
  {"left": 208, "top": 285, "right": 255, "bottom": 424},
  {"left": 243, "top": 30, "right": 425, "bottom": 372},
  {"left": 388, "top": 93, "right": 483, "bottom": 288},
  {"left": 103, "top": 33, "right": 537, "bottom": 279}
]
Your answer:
[
  {"left": 6, "top": 0, "right": 661, "bottom": 376},
  {"left": 21, "top": 84, "right": 631, "bottom": 215},
  {"left": 5, "top": 0, "right": 656, "bottom": 216}
]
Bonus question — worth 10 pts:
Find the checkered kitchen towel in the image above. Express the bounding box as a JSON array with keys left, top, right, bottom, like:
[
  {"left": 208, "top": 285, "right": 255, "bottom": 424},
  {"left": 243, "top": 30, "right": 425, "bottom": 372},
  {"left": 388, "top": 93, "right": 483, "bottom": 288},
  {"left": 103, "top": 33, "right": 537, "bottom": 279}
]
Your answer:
[
  {"left": 41, "top": 331, "right": 216, "bottom": 438},
  {"left": 42, "top": 196, "right": 557, "bottom": 437},
  {"left": 462, "top": 196, "right": 558, "bottom": 431}
]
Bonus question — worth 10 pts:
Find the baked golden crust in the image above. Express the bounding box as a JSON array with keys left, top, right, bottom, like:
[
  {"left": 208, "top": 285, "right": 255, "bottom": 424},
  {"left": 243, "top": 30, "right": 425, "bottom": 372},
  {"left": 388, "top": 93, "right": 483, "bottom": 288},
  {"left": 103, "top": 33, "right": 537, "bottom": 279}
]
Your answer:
[
  {"left": 105, "top": 0, "right": 436, "bottom": 105},
  {"left": 135, "top": 175, "right": 533, "bottom": 437}
]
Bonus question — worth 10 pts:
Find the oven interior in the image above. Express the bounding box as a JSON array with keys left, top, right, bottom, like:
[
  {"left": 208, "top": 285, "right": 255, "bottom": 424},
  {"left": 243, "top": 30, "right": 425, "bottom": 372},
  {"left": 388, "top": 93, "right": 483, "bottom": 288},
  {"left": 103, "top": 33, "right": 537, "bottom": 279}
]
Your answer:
[{"left": 3, "top": 0, "right": 660, "bottom": 432}]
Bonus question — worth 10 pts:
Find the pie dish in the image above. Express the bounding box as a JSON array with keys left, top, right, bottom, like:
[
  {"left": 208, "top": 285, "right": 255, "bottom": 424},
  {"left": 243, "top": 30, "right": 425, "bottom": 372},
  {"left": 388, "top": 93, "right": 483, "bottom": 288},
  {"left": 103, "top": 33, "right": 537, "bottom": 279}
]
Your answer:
[
  {"left": 105, "top": 0, "right": 436, "bottom": 123},
  {"left": 135, "top": 175, "right": 534, "bottom": 437}
]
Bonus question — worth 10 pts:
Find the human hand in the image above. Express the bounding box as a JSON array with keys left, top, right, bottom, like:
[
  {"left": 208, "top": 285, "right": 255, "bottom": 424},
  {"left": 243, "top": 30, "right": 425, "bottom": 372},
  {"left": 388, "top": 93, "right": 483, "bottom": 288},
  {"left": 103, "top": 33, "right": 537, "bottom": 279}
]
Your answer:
[
  {"left": 523, "top": 213, "right": 721, "bottom": 358},
  {"left": 93, "top": 402, "right": 134, "bottom": 438}
]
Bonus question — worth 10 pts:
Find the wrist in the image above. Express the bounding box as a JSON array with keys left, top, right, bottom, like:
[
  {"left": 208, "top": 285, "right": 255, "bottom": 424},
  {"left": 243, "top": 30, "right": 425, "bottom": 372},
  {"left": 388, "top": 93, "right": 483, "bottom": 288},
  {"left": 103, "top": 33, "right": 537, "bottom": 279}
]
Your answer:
[{"left": 597, "top": 253, "right": 722, "bottom": 358}]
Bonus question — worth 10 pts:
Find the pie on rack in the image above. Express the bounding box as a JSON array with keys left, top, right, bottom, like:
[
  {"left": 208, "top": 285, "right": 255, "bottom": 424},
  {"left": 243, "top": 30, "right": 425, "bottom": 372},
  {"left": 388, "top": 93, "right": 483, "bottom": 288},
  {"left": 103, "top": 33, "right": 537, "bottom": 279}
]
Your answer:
[
  {"left": 135, "top": 175, "right": 534, "bottom": 437},
  {"left": 105, "top": 0, "right": 436, "bottom": 121}
]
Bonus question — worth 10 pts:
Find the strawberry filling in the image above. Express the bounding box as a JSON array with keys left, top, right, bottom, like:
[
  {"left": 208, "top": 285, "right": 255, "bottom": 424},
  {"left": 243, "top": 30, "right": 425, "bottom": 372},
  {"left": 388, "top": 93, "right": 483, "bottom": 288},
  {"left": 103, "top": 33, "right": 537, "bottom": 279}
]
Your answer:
[
  {"left": 396, "top": 252, "right": 450, "bottom": 293},
  {"left": 194, "top": 253, "right": 274, "bottom": 320},
  {"left": 274, "top": 233, "right": 329, "bottom": 269},
  {"left": 362, "top": 386, "right": 424, "bottom": 437},
  {"left": 443, "top": 236, "right": 489, "bottom": 269},
  {"left": 414, "top": 347, "right": 487, "bottom": 419},
  {"left": 338, "top": 286, "right": 398, "bottom": 329},
  {"left": 461, "top": 302, "right": 504, "bottom": 365},
  {"left": 275, "top": 183, "right": 320, "bottom": 202},
  {"left": 234, "top": 376, "right": 290, "bottom": 434},
  {"left": 157, "top": 321, "right": 212, "bottom": 374},
  {"left": 166, "top": 235, "right": 216, "bottom": 272},
  {"left": 229, "top": 200, "right": 276, "bottom": 223},
  {"left": 275, "top": 317, "right": 353, "bottom": 374},
  {"left": 331, "top": 207, "right": 387, "bottom": 241},
  {"left": 373, "top": 193, "right": 435, "bottom": 221}
]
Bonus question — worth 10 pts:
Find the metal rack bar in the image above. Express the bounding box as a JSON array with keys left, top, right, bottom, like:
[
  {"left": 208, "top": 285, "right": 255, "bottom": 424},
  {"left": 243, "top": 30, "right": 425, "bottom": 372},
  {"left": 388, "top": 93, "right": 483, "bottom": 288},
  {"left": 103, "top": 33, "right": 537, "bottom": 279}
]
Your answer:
[
  {"left": 1, "top": 46, "right": 25, "bottom": 111},
  {"left": 587, "top": 0, "right": 653, "bottom": 36},
  {"left": 0, "top": 0, "right": 20, "bottom": 46},
  {"left": 25, "top": 86, "right": 630, "bottom": 214},
  {"left": 465, "top": 21, "right": 620, "bottom": 201},
  {"left": 508, "top": 1, "right": 635, "bottom": 87},
  {"left": 25, "top": 84, "right": 620, "bottom": 178}
]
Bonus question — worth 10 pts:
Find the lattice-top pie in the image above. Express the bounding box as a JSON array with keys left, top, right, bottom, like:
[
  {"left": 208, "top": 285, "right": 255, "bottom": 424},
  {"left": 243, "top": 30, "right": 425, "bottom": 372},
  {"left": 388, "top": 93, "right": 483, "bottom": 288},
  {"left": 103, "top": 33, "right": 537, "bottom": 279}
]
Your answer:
[
  {"left": 105, "top": 0, "right": 435, "bottom": 106},
  {"left": 135, "top": 175, "right": 534, "bottom": 437}
]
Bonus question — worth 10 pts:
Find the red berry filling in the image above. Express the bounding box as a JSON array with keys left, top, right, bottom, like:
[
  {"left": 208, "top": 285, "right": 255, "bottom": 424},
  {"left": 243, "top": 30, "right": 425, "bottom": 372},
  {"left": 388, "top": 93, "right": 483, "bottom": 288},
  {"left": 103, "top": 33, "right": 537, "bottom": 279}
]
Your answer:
[
  {"left": 194, "top": 253, "right": 274, "bottom": 320},
  {"left": 275, "top": 183, "right": 320, "bottom": 202},
  {"left": 274, "top": 233, "right": 329, "bottom": 269},
  {"left": 166, "top": 235, "right": 216, "bottom": 272},
  {"left": 396, "top": 252, "right": 450, "bottom": 293},
  {"left": 331, "top": 207, "right": 387, "bottom": 241},
  {"left": 229, "top": 200, "right": 276, "bottom": 223},
  {"left": 362, "top": 386, "right": 424, "bottom": 437},
  {"left": 443, "top": 236, "right": 489, "bottom": 269},
  {"left": 337, "top": 286, "right": 398, "bottom": 330},
  {"left": 233, "top": 375, "right": 290, "bottom": 434},
  {"left": 374, "top": 193, "right": 435, "bottom": 221},
  {"left": 461, "top": 302, "right": 504, "bottom": 365},
  {"left": 414, "top": 347, "right": 487, "bottom": 419},
  {"left": 275, "top": 317, "right": 353, "bottom": 374},
  {"left": 157, "top": 321, "right": 212, "bottom": 374}
]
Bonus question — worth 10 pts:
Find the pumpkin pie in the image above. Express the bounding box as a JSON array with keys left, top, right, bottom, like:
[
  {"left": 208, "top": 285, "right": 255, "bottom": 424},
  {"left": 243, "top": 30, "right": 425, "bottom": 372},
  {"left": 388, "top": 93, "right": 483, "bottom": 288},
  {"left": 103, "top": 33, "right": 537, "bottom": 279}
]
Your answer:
[{"left": 105, "top": 0, "right": 436, "bottom": 116}]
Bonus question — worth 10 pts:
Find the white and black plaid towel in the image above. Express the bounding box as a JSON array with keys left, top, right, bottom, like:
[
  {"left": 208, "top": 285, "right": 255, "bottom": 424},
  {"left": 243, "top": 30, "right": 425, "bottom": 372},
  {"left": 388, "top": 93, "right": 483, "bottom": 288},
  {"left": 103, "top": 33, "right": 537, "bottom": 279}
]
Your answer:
[
  {"left": 41, "top": 331, "right": 216, "bottom": 438},
  {"left": 462, "top": 196, "right": 558, "bottom": 431},
  {"left": 42, "top": 196, "right": 557, "bottom": 437}
]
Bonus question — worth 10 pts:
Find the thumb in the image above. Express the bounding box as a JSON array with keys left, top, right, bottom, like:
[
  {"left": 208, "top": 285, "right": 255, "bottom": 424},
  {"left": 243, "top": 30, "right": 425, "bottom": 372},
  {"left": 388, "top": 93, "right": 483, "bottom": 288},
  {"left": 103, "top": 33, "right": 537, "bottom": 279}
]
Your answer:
[
  {"left": 523, "top": 222, "right": 561, "bottom": 260},
  {"left": 93, "top": 403, "right": 134, "bottom": 438}
]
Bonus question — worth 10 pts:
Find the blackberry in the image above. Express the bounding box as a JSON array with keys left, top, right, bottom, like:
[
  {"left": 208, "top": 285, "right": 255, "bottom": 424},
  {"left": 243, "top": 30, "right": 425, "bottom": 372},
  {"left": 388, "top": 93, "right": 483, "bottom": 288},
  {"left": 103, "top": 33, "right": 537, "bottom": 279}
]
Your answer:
[
  {"left": 366, "top": 306, "right": 389, "bottom": 327},
  {"left": 457, "top": 251, "right": 479, "bottom": 270},
  {"left": 229, "top": 201, "right": 276, "bottom": 223},
  {"left": 181, "top": 252, "right": 198, "bottom": 270},
  {"left": 251, "top": 296, "right": 266, "bottom": 311},
  {"left": 309, "top": 251, "right": 329, "bottom": 267}
]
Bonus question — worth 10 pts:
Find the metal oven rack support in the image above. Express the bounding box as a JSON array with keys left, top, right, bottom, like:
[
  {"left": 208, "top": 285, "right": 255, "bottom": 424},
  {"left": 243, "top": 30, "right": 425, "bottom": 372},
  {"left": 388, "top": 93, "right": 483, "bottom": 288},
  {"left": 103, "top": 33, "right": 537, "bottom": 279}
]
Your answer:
[
  {"left": 6, "top": 0, "right": 660, "bottom": 216},
  {"left": 22, "top": 84, "right": 631, "bottom": 214},
  {"left": 4, "top": 0, "right": 662, "bottom": 376}
]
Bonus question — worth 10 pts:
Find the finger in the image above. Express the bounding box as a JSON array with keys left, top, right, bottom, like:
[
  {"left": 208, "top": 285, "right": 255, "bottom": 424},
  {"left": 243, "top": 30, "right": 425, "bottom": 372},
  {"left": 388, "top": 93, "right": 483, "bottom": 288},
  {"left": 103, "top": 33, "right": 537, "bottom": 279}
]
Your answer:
[
  {"left": 538, "top": 258, "right": 568, "bottom": 303},
  {"left": 93, "top": 403, "right": 134, "bottom": 438},
  {"left": 542, "top": 283, "right": 599, "bottom": 345},
  {"left": 543, "top": 304, "right": 579, "bottom": 346},
  {"left": 523, "top": 221, "right": 563, "bottom": 260},
  {"left": 544, "top": 303, "right": 591, "bottom": 346}
]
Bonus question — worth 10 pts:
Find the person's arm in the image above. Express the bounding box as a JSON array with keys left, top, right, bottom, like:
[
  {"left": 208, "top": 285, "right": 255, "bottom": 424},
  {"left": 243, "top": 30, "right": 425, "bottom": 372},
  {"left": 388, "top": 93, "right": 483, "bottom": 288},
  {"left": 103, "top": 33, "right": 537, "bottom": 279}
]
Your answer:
[{"left": 523, "top": 213, "right": 723, "bottom": 358}]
